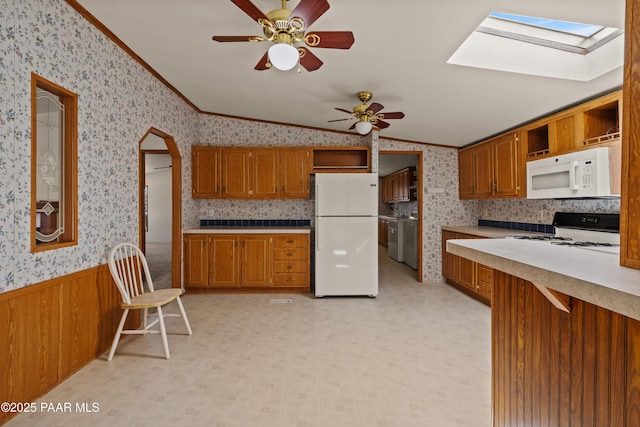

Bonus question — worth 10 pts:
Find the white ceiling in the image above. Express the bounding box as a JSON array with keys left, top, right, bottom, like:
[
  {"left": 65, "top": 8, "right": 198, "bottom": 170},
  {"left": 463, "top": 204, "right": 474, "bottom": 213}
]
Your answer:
[{"left": 75, "top": 0, "right": 625, "bottom": 147}]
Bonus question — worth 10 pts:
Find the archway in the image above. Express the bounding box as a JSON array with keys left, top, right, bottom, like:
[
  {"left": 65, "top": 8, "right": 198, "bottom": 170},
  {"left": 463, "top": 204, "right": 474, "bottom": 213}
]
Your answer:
[{"left": 138, "top": 128, "right": 182, "bottom": 289}]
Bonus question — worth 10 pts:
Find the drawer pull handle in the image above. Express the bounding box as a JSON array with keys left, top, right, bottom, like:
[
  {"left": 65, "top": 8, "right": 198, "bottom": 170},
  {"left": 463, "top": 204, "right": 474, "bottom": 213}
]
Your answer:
[
  {"left": 285, "top": 240, "right": 294, "bottom": 243},
  {"left": 286, "top": 252, "right": 294, "bottom": 256},
  {"left": 286, "top": 265, "right": 294, "bottom": 269}
]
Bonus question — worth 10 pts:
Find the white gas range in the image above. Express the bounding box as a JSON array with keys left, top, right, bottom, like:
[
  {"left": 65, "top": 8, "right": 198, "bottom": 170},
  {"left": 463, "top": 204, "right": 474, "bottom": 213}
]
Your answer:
[{"left": 506, "top": 212, "right": 620, "bottom": 255}]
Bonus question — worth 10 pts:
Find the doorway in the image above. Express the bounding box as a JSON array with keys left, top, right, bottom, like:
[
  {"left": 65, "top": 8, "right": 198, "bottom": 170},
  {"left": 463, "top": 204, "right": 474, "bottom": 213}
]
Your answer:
[
  {"left": 138, "top": 128, "right": 182, "bottom": 289},
  {"left": 379, "top": 151, "right": 423, "bottom": 282}
]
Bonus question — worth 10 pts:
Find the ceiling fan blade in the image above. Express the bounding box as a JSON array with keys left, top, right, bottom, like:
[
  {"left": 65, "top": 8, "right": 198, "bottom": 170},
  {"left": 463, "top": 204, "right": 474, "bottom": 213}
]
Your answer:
[
  {"left": 335, "top": 107, "right": 353, "bottom": 114},
  {"left": 254, "top": 52, "right": 270, "bottom": 71},
  {"left": 375, "top": 120, "right": 391, "bottom": 129},
  {"left": 348, "top": 122, "right": 356, "bottom": 130},
  {"left": 212, "top": 35, "right": 260, "bottom": 42},
  {"left": 368, "top": 102, "right": 384, "bottom": 114},
  {"left": 380, "top": 112, "right": 405, "bottom": 120},
  {"left": 299, "top": 47, "right": 323, "bottom": 72},
  {"left": 305, "top": 31, "right": 354, "bottom": 49},
  {"left": 230, "top": 0, "right": 269, "bottom": 23},
  {"left": 327, "top": 118, "right": 353, "bottom": 123},
  {"left": 290, "top": 0, "right": 330, "bottom": 29}
]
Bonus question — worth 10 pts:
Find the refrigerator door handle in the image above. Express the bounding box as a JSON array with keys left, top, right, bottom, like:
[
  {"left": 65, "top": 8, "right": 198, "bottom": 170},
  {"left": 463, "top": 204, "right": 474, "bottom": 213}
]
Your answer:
[{"left": 316, "top": 220, "right": 320, "bottom": 250}]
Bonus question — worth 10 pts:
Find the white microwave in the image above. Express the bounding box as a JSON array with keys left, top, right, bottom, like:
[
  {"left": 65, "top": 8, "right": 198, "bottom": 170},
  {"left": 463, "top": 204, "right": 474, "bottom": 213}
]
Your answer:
[{"left": 526, "top": 147, "right": 619, "bottom": 199}]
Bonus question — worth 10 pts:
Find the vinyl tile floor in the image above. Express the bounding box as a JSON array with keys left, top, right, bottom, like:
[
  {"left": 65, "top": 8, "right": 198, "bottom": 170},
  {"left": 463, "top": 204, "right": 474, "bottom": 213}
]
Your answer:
[{"left": 6, "top": 249, "right": 492, "bottom": 427}]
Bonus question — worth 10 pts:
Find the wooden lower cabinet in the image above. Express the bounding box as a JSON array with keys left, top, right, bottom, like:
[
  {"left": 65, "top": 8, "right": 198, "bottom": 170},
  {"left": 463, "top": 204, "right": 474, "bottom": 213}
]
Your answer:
[
  {"left": 273, "top": 234, "right": 310, "bottom": 287},
  {"left": 378, "top": 217, "right": 389, "bottom": 247},
  {"left": 184, "top": 233, "right": 310, "bottom": 292},
  {"left": 441, "top": 230, "right": 493, "bottom": 305}
]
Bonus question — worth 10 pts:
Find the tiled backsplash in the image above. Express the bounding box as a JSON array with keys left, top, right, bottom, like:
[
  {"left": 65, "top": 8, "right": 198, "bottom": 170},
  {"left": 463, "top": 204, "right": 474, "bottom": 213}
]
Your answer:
[
  {"left": 478, "top": 219, "right": 554, "bottom": 234},
  {"left": 200, "top": 219, "right": 311, "bottom": 227}
]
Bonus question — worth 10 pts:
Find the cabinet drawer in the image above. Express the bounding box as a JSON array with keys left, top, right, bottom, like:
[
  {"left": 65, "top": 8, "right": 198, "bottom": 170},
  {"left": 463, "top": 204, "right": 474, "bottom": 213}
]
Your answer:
[
  {"left": 274, "top": 247, "right": 308, "bottom": 260},
  {"left": 477, "top": 264, "right": 494, "bottom": 285},
  {"left": 274, "top": 235, "right": 308, "bottom": 247},
  {"left": 273, "top": 273, "right": 309, "bottom": 287},
  {"left": 274, "top": 261, "right": 308, "bottom": 274},
  {"left": 477, "top": 281, "right": 492, "bottom": 300}
]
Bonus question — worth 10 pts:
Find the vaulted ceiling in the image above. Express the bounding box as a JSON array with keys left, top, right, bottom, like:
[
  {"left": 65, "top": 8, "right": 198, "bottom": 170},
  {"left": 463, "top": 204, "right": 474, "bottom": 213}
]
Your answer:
[{"left": 75, "top": 0, "right": 624, "bottom": 147}]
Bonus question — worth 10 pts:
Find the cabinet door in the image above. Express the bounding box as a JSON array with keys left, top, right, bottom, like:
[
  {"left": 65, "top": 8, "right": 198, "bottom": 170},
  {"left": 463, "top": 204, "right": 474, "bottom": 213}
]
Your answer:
[
  {"left": 458, "top": 257, "right": 476, "bottom": 290},
  {"left": 391, "top": 174, "right": 400, "bottom": 201},
  {"left": 192, "top": 147, "right": 222, "bottom": 198},
  {"left": 382, "top": 175, "right": 393, "bottom": 202},
  {"left": 210, "top": 235, "right": 240, "bottom": 287},
  {"left": 184, "top": 234, "right": 208, "bottom": 287},
  {"left": 251, "top": 148, "right": 280, "bottom": 199},
  {"left": 441, "top": 231, "right": 458, "bottom": 280},
  {"left": 458, "top": 147, "right": 475, "bottom": 199},
  {"left": 493, "top": 133, "right": 520, "bottom": 197},
  {"left": 222, "top": 148, "right": 250, "bottom": 198},
  {"left": 399, "top": 169, "right": 409, "bottom": 201},
  {"left": 474, "top": 142, "right": 494, "bottom": 198},
  {"left": 280, "top": 148, "right": 310, "bottom": 199},
  {"left": 240, "top": 235, "right": 272, "bottom": 287}
]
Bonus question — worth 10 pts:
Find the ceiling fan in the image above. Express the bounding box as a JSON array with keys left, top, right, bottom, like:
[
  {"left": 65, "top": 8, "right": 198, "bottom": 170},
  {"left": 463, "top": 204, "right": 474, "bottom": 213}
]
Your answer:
[
  {"left": 329, "top": 91, "right": 406, "bottom": 134},
  {"left": 212, "top": 0, "right": 354, "bottom": 72}
]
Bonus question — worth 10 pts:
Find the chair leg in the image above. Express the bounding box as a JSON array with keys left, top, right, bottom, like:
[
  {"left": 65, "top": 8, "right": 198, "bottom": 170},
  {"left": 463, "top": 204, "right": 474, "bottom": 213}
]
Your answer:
[
  {"left": 176, "top": 296, "right": 193, "bottom": 336},
  {"left": 156, "top": 306, "right": 170, "bottom": 359},
  {"left": 107, "top": 309, "right": 129, "bottom": 361},
  {"left": 143, "top": 307, "right": 148, "bottom": 329}
]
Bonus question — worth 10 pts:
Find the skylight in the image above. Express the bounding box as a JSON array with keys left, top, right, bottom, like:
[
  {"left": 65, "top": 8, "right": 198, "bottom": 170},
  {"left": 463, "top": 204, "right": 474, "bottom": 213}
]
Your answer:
[
  {"left": 447, "top": 12, "right": 624, "bottom": 81},
  {"left": 489, "top": 12, "right": 604, "bottom": 38}
]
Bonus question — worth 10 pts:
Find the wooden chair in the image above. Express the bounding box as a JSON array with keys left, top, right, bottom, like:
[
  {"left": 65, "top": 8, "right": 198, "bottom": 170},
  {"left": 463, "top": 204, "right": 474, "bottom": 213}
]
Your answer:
[{"left": 107, "top": 242, "right": 192, "bottom": 361}]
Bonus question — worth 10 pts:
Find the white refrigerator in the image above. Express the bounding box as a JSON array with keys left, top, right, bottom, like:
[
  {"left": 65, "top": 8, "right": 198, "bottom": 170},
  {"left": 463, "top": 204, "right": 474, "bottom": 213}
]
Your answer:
[{"left": 314, "top": 173, "right": 378, "bottom": 297}]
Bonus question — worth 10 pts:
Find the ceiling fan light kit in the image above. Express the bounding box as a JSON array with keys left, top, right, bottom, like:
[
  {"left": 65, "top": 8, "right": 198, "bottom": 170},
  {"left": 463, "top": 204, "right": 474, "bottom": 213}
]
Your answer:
[
  {"left": 212, "top": 0, "right": 354, "bottom": 72},
  {"left": 355, "top": 119, "right": 373, "bottom": 135},
  {"left": 268, "top": 43, "right": 299, "bottom": 70}
]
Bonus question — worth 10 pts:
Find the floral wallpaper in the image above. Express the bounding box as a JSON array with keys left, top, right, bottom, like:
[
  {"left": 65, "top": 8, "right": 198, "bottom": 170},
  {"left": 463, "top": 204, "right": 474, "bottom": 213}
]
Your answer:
[
  {"left": 0, "top": 0, "right": 622, "bottom": 294},
  {"left": 1, "top": 0, "right": 200, "bottom": 293}
]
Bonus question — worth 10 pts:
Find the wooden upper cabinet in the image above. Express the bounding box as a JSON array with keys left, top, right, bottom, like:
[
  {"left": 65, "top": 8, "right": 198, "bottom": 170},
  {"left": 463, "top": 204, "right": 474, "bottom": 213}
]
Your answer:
[
  {"left": 280, "top": 147, "right": 310, "bottom": 198},
  {"left": 458, "top": 132, "right": 520, "bottom": 200},
  {"left": 492, "top": 132, "right": 519, "bottom": 197},
  {"left": 523, "top": 90, "right": 622, "bottom": 159},
  {"left": 473, "top": 141, "right": 494, "bottom": 198},
  {"left": 250, "top": 148, "right": 279, "bottom": 199},
  {"left": 192, "top": 146, "right": 311, "bottom": 200},
  {"left": 381, "top": 167, "right": 415, "bottom": 203},
  {"left": 222, "top": 148, "right": 250, "bottom": 198},
  {"left": 222, "top": 147, "right": 280, "bottom": 199},
  {"left": 192, "top": 146, "right": 222, "bottom": 198},
  {"left": 458, "top": 147, "right": 475, "bottom": 199}
]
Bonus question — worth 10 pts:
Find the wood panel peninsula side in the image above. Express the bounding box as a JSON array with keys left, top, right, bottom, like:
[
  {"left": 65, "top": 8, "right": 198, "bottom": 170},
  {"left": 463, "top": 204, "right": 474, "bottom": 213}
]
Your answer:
[{"left": 447, "top": 237, "right": 640, "bottom": 426}]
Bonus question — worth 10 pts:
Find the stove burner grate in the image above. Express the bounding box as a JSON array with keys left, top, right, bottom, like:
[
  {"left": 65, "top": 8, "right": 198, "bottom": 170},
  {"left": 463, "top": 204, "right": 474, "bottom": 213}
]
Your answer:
[
  {"left": 551, "top": 241, "right": 618, "bottom": 248},
  {"left": 511, "top": 235, "right": 571, "bottom": 241}
]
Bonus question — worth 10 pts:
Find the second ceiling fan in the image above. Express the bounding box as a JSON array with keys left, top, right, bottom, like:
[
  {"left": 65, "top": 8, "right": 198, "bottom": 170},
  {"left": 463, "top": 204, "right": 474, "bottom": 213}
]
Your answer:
[
  {"left": 212, "top": 0, "right": 355, "bottom": 72},
  {"left": 330, "top": 91, "right": 406, "bottom": 134}
]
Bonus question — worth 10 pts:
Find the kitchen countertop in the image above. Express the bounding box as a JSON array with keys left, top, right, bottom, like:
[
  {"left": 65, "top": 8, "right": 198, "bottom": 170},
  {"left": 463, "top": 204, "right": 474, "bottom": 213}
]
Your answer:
[
  {"left": 442, "top": 225, "right": 551, "bottom": 239},
  {"left": 183, "top": 226, "right": 311, "bottom": 234},
  {"left": 446, "top": 238, "right": 640, "bottom": 321}
]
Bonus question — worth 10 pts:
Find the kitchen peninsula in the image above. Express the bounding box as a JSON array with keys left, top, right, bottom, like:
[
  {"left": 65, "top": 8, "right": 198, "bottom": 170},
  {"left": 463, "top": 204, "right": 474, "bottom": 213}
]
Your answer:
[{"left": 447, "top": 238, "right": 640, "bottom": 426}]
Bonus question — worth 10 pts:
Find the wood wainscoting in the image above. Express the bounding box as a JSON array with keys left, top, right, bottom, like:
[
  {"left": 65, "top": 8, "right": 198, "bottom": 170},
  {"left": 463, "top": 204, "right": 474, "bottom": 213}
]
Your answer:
[
  {"left": 0, "top": 264, "right": 129, "bottom": 425},
  {"left": 493, "top": 270, "right": 640, "bottom": 426}
]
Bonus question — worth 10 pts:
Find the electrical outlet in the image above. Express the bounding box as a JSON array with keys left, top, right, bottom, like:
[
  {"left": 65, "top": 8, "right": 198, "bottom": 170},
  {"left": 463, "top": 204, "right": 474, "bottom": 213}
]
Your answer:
[{"left": 539, "top": 209, "right": 545, "bottom": 223}]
